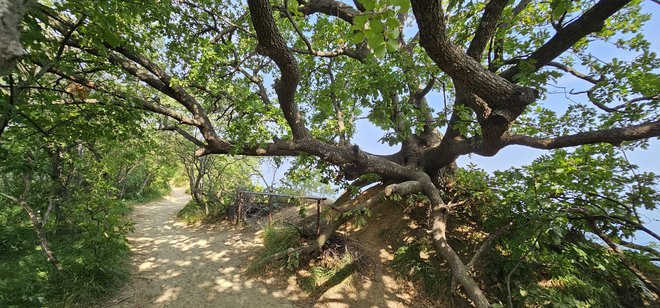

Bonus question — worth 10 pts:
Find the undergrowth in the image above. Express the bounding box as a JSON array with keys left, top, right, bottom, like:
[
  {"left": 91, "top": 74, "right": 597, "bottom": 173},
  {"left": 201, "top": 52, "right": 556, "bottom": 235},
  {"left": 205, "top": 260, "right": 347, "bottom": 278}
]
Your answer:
[
  {"left": 125, "top": 182, "right": 171, "bottom": 203},
  {"left": 391, "top": 239, "right": 450, "bottom": 300},
  {"left": 247, "top": 223, "right": 302, "bottom": 274},
  {"left": 176, "top": 199, "right": 230, "bottom": 224},
  {"left": 247, "top": 222, "right": 360, "bottom": 296},
  {"left": 298, "top": 252, "right": 355, "bottom": 295},
  {"left": 0, "top": 200, "right": 133, "bottom": 307},
  {"left": 177, "top": 200, "right": 207, "bottom": 224}
]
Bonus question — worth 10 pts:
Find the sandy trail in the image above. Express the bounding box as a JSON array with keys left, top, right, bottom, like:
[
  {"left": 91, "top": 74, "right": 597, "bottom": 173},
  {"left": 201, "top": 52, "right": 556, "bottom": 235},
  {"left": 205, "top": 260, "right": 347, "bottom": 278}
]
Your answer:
[{"left": 103, "top": 187, "right": 300, "bottom": 308}]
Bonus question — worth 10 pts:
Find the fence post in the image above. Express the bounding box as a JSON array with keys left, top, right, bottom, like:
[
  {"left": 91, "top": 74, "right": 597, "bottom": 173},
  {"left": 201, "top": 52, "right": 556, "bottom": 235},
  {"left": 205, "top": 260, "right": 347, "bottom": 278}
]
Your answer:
[
  {"left": 316, "top": 199, "right": 321, "bottom": 235},
  {"left": 237, "top": 192, "right": 243, "bottom": 226},
  {"left": 268, "top": 195, "right": 273, "bottom": 224}
]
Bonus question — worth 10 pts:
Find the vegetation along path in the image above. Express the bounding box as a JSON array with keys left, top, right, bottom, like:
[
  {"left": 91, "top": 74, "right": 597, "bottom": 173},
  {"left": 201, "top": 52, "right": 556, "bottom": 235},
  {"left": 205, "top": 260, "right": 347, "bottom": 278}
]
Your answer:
[{"left": 104, "top": 187, "right": 298, "bottom": 308}]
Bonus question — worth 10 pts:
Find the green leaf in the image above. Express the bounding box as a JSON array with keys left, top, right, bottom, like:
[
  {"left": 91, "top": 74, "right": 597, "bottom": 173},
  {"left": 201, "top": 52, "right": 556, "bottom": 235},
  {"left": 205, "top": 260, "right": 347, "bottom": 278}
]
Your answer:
[
  {"left": 386, "top": 39, "right": 399, "bottom": 52},
  {"left": 352, "top": 32, "right": 366, "bottom": 44},
  {"left": 374, "top": 43, "right": 387, "bottom": 58},
  {"left": 360, "top": 0, "right": 376, "bottom": 11}
]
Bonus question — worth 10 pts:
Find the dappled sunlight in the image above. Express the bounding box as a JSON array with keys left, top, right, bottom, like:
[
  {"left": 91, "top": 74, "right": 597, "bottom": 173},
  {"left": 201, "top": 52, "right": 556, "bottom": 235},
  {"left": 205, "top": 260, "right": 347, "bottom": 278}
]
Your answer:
[
  {"left": 104, "top": 187, "right": 418, "bottom": 307},
  {"left": 310, "top": 201, "right": 421, "bottom": 308},
  {"left": 104, "top": 187, "right": 298, "bottom": 307},
  {"left": 155, "top": 286, "right": 181, "bottom": 303}
]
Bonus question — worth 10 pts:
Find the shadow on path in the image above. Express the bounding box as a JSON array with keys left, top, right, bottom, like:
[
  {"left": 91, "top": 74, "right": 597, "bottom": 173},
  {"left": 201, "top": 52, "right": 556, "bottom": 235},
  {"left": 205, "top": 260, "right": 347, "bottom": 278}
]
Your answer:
[{"left": 103, "top": 187, "right": 301, "bottom": 308}]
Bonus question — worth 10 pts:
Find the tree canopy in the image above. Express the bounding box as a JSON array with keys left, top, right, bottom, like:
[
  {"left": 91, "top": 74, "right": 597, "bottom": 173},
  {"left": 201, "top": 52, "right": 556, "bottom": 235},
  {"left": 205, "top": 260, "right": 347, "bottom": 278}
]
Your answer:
[{"left": 2, "top": 0, "right": 660, "bottom": 306}]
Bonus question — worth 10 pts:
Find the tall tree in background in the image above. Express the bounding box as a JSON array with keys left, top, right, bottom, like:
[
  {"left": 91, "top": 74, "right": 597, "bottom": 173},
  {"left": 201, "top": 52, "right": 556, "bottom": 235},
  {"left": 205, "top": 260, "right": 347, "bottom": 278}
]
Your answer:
[{"left": 4, "top": 0, "right": 660, "bottom": 306}]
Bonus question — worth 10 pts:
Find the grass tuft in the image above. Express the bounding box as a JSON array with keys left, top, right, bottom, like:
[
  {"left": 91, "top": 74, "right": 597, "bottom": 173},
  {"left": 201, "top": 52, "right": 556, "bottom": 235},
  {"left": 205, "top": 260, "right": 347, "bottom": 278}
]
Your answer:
[
  {"left": 177, "top": 200, "right": 207, "bottom": 224},
  {"left": 298, "top": 252, "right": 355, "bottom": 294},
  {"left": 246, "top": 223, "right": 302, "bottom": 274}
]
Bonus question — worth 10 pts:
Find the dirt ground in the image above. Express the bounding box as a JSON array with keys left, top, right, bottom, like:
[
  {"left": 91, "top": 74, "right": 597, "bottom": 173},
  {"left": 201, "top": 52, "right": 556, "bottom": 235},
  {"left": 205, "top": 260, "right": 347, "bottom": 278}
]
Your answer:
[{"left": 102, "top": 187, "right": 418, "bottom": 308}]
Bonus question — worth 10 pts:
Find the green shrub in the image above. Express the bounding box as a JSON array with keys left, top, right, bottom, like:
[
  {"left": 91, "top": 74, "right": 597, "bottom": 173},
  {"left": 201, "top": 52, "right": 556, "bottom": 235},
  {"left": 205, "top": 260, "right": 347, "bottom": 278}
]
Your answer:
[
  {"left": 0, "top": 198, "right": 133, "bottom": 307},
  {"left": 176, "top": 200, "right": 207, "bottom": 224},
  {"left": 247, "top": 224, "right": 302, "bottom": 273}
]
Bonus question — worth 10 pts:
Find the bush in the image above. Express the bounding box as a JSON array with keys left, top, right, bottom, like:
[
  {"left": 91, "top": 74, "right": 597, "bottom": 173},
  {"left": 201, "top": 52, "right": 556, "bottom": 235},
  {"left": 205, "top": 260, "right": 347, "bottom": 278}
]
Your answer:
[
  {"left": 177, "top": 200, "right": 207, "bottom": 224},
  {"left": 0, "top": 196, "right": 133, "bottom": 307}
]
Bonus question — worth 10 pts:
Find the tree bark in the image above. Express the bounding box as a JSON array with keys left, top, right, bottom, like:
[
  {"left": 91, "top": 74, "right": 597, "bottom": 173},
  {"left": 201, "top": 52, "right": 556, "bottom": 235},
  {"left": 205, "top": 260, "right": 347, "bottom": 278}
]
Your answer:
[
  {"left": 423, "top": 180, "right": 491, "bottom": 308},
  {"left": 137, "top": 171, "right": 152, "bottom": 196},
  {"left": 0, "top": 0, "right": 31, "bottom": 75}
]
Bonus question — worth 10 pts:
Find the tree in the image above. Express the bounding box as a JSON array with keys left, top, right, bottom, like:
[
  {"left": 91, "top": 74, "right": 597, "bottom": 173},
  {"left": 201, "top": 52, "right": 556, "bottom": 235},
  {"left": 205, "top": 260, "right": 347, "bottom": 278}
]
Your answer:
[
  {"left": 0, "top": 79, "right": 178, "bottom": 305},
  {"left": 174, "top": 132, "right": 258, "bottom": 215},
  {"left": 5, "top": 0, "right": 660, "bottom": 306}
]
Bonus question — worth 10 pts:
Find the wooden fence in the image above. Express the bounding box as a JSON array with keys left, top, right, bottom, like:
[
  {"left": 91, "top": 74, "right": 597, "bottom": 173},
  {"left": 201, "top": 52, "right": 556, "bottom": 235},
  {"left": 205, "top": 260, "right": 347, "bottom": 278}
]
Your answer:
[{"left": 233, "top": 190, "right": 327, "bottom": 234}]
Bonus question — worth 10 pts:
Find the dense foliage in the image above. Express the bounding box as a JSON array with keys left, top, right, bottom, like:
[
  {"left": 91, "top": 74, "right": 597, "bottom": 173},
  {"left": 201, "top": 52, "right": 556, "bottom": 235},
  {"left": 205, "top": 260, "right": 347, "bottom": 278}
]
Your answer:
[
  {"left": 1, "top": 0, "right": 659, "bottom": 306},
  {"left": 0, "top": 105, "right": 177, "bottom": 306}
]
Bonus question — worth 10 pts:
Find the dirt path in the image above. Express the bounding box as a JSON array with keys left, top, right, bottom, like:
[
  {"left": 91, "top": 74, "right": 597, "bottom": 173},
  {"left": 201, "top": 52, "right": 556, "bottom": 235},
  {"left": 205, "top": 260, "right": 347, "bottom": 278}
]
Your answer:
[{"left": 103, "top": 187, "right": 300, "bottom": 308}]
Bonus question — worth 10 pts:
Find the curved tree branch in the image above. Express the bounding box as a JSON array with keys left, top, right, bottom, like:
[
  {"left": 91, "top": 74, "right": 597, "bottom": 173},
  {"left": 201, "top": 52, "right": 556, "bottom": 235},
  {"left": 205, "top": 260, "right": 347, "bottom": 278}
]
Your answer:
[
  {"left": 297, "top": 0, "right": 360, "bottom": 24},
  {"left": 500, "top": 0, "right": 632, "bottom": 81},
  {"left": 248, "top": 0, "right": 308, "bottom": 139},
  {"left": 506, "top": 121, "right": 660, "bottom": 149},
  {"left": 411, "top": 0, "right": 538, "bottom": 112}
]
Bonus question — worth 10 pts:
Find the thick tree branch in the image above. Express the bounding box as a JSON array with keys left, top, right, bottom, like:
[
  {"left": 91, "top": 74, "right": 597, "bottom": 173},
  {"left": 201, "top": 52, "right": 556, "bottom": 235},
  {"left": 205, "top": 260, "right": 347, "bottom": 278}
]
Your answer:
[
  {"left": 421, "top": 175, "right": 490, "bottom": 308},
  {"left": 248, "top": 0, "right": 308, "bottom": 139},
  {"left": 500, "top": 0, "right": 632, "bottom": 80},
  {"left": 383, "top": 180, "right": 424, "bottom": 197},
  {"left": 411, "top": 0, "right": 538, "bottom": 113},
  {"left": 104, "top": 45, "right": 225, "bottom": 147},
  {"left": 466, "top": 0, "right": 508, "bottom": 60},
  {"left": 506, "top": 121, "right": 660, "bottom": 149},
  {"left": 297, "top": 0, "right": 360, "bottom": 24},
  {"left": 44, "top": 66, "right": 201, "bottom": 127},
  {"left": 36, "top": 8, "right": 228, "bottom": 150}
]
